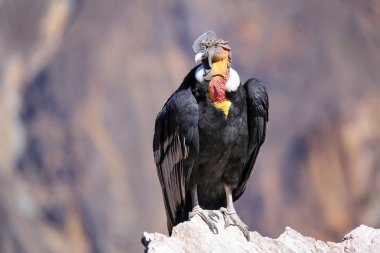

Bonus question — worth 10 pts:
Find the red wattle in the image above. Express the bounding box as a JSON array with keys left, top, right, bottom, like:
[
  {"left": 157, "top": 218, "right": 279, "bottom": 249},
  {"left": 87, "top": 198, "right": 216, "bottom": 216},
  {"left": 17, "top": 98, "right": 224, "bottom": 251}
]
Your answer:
[{"left": 208, "top": 75, "right": 229, "bottom": 102}]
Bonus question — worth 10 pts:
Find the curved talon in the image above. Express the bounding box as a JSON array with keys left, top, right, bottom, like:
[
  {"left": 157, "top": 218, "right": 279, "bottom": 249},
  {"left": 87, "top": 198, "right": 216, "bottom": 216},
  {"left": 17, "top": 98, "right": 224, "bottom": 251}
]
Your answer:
[
  {"left": 198, "top": 212, "right": 218, "bottom": 234},
  {"left": 219, "top": 207, "right": 250, "bottom": 241},
  {"left": 209, "top": 210, "right": 219, "bottom": 221},
  {"left": 219, "top": 207, "right": 231, "bottom": 228},
  {"left": 189, "top": 206, "right": 219, "bottom": 234}
]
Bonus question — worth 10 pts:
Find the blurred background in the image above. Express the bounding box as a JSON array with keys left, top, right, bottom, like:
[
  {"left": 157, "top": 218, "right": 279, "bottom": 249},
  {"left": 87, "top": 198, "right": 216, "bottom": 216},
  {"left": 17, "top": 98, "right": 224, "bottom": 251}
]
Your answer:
[{"left": 0, "top": 0, "right": 380, "bottom": 252}]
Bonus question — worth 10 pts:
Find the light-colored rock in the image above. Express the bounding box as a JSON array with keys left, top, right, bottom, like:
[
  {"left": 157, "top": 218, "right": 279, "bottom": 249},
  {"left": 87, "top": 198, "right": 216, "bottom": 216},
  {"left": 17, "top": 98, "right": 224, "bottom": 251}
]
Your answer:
[{"left": 142, "top": 212, "right": 379, "bottom": 253}]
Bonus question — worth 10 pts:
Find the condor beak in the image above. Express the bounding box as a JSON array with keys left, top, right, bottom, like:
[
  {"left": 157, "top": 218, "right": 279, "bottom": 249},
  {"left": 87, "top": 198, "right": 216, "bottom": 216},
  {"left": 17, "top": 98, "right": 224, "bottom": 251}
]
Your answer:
[{"left": 204, "top": 46, "right": 230, "bottom": 81}]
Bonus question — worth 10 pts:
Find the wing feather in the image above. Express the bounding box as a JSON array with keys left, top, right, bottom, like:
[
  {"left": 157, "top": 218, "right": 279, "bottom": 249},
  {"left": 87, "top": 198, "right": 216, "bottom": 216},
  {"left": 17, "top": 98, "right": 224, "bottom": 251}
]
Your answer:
[
  {"left": 153, "top": 87, "right": 199, "bottom": 233},
  {"left": 234, "top": 78, "right": 268, "bottom": 200}
]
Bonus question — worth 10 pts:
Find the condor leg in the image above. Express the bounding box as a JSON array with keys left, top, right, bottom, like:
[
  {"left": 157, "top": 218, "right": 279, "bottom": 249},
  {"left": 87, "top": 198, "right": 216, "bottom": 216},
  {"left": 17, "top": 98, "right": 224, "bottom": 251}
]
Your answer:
[
  {"left": 220, "top": 184, "right": 250, "bottom": 240},
  {"left": 188, "top": 184, "right": 219, "bottom": 233}
]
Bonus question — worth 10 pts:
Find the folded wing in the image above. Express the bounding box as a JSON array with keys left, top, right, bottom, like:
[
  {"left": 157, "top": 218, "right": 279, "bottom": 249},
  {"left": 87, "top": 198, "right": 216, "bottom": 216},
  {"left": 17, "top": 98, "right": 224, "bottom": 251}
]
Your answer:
[
  {"left": 233, "top": 78, "right": 269, "bottom": 200},
  {"left": 153, "top": 87, "right": 199, "bottom": 232}
]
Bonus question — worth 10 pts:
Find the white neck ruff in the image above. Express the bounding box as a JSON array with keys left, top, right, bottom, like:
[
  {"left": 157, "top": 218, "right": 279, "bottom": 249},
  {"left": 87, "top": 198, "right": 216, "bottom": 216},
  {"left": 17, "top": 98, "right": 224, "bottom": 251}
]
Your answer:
[{"left": 195, "top": 64, "right": 240, "bottom": 92}]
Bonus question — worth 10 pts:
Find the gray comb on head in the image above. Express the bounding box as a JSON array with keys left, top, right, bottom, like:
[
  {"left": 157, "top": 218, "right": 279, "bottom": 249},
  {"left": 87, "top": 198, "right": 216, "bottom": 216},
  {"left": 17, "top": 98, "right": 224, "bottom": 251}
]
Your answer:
[{"left": 192, "top": 30, "right": 217, "bottom": 54}]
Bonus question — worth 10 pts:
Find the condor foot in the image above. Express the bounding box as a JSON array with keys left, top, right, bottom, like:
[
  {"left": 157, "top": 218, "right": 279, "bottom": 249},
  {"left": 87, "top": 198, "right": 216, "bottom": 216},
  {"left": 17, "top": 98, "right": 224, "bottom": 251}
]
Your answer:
[
  {"left": 220, "top": 207, "right": 250, "bottom": 241},
  {"left": 189, "top": 205, "right": 219, "bottom": 234}
]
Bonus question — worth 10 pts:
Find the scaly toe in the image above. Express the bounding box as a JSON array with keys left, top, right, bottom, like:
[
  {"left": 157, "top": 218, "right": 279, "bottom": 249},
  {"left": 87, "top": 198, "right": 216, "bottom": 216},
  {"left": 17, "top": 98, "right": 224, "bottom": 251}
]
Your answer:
[
  {"left": 219, "top": 208, "right": 250, "bottom": 240},
  {"left": 219, "top": 207, "right": 234, "bottom": 228},
  {"left": 190, "top": 206, "right": 219, "bottom": 234},
  {"left": 230, "top": 214, "right": 250, "bottom": 241},
  {"left": 208, "top": 210, "right": 219, "bottom": 222},
  {"left": 198, "top": 212, "right": 218, "bottom": 234},
  {"left": 235, "top": 221, "right": 250, "bottom": 241}
]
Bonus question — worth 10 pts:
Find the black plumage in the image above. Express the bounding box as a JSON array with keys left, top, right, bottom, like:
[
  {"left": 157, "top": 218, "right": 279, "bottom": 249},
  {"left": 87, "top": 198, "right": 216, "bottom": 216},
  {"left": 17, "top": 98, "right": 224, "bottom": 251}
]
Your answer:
[{"left": 153, "top": 31, "right": 268, "bottom": 240}]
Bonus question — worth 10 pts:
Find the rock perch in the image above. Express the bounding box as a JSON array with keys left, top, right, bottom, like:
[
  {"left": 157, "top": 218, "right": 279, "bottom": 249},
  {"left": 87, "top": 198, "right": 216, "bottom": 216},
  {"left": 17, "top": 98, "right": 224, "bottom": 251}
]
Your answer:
[{"left": 142, "top": 211, "right": 380, "bottom": 252}]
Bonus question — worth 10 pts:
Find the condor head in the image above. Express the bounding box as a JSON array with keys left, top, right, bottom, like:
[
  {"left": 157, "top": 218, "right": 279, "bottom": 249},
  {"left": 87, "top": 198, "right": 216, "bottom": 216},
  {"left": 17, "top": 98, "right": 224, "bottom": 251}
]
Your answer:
[{"left": 192, "top": 31, "right": 231, "bottom": 81}]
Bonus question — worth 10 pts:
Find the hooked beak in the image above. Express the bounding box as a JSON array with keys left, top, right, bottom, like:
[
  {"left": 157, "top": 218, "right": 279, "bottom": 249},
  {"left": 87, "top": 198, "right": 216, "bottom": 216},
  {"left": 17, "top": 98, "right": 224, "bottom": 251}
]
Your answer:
[{"left": 204, "top": 46, "right": 230, "bottom": 81}]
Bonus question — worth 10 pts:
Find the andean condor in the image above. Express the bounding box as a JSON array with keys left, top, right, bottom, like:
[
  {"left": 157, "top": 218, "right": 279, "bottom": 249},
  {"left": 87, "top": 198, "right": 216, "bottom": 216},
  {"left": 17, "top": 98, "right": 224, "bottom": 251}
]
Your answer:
[{"left": 153, "top": 31, "right": 268, "bottom": 240}]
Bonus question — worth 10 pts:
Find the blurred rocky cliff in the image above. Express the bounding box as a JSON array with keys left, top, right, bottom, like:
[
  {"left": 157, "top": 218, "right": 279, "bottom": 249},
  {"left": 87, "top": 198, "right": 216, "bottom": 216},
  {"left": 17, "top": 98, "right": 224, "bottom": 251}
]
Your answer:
[{"left": 0, "top": 0, "right": 379, "bottom": 252}]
